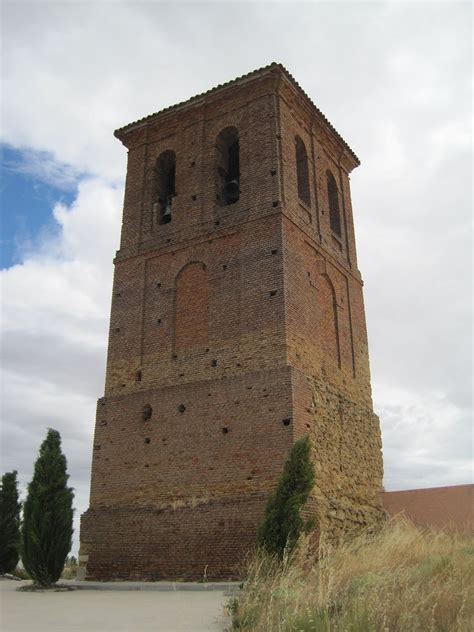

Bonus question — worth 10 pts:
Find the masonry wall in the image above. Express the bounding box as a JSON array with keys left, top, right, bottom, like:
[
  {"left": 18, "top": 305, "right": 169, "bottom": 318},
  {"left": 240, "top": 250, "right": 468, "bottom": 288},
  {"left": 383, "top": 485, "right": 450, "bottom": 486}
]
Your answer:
[
  {"left": 82, "top": 494, "right": 268, "bottom": 581},
  {"left": 105, "top": 216, "right": 287, "bottom": 398},
  {"left": 291, "top": 370, "right": 384, "bottom": 540},
  {"left": 83, "top": 74, "right": 296, "bottom": 579},
  {"left": 276, "top": 76, "right": 383, "bottom": 539},
  {"left": 89, "top": 367, "right": 294, "bottom": 509},
  {"left": 81, "top": 65, "right": 384, "bottom": 580},
  {"left": 383, "top": 485, "right": 474, "bottom": 531}
]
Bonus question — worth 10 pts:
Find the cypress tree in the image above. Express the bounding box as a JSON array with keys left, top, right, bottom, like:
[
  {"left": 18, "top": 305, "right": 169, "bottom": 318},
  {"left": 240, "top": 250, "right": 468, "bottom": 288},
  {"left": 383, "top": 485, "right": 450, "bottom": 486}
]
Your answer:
[
  {"left": 22, "top": 429, "right": 74, "bottom": 586},
  {"left": 257, "top": 436, "right": 315, "bottom": 558},
  {"left": 0, "top": 470, "right": 21, "bottom": 574}
]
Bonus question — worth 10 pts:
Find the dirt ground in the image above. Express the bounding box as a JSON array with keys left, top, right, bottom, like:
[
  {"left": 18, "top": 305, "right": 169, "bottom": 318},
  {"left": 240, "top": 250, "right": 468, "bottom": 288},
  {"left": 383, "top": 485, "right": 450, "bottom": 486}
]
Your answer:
[{"left": 0, "top": 580, "right": 230, "bottom": 632}]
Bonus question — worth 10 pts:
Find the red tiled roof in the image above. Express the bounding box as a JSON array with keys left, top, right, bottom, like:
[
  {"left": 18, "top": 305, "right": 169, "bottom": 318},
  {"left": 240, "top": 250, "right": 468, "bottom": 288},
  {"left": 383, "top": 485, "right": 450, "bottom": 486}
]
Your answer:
[{"left": 114, "top": 62, "right": 360, "bottom": 165}]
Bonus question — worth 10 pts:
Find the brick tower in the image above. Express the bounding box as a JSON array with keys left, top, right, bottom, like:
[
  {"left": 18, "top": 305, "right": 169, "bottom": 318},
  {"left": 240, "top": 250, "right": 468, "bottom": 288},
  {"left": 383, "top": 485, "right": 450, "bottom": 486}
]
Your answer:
[{"left": 79, "top": 64, "right": 384, "bottom": 580}]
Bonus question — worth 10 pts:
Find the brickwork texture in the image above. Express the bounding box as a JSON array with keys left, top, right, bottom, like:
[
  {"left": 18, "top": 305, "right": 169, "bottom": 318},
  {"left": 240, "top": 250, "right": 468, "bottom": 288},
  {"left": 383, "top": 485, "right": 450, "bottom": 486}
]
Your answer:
[
  {"left": 80, "top": 63, "right": 384, "bottom": 580},
  {"left": 383, "top": 485, "right": 474, "bottom": 531}
]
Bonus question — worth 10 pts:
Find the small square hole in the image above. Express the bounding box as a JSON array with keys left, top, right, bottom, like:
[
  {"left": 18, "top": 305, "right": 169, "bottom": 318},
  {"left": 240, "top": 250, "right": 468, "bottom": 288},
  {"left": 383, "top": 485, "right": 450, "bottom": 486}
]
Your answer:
[
  {"left": 269, "top": 290, "right": 277, "bottom": 297},
  {"left": 144, "top": 438, "right": 151, "bottom": 444}
]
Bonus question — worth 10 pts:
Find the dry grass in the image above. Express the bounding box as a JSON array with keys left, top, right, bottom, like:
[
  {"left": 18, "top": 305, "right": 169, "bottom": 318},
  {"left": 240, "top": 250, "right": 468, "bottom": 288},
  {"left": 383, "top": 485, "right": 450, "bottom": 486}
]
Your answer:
[
  {"left": 11, "top": 566, "right": 30, "bottom": 580},
  {"left": 60, "top": 558, "right": 78, "bottom": 580},
  {"left": 10, "top": 559, "right": 78, "bottom": 582},
  {"left": 231, "top": 518, "right": 474, "bottom": 631},
  {"left": 60, "top": 565, "right": 77, "bottom": 580}
]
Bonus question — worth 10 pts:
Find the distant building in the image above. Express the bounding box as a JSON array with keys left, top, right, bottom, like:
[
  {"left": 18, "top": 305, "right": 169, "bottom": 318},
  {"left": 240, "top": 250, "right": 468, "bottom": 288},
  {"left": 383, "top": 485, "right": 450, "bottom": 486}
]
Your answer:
[{"left": 80, "top": 64, "right": 384, "bottom": 580}]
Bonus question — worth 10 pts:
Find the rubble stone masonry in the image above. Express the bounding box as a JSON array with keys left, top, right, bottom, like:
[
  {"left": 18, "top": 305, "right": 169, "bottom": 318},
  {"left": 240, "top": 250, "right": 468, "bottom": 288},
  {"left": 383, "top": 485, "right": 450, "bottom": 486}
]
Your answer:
[{"left": 80, "top": 64, "right": 384, "bottom": 580}]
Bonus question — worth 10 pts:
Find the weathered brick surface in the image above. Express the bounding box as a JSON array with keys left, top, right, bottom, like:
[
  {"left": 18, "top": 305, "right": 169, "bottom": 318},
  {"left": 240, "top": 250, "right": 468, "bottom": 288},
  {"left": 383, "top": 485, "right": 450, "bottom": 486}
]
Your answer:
[
  {"left": 80, "top": 64, "right": 383, "bottom": 580},
  {"left": 82, "top": 494, "right": 269, "bottom": 580},
  {"left": 89, "top": 367, "right": 294, "bottom": 509},
  {"left": 382, "top": 485, "right": 474, "bottom": 531}
]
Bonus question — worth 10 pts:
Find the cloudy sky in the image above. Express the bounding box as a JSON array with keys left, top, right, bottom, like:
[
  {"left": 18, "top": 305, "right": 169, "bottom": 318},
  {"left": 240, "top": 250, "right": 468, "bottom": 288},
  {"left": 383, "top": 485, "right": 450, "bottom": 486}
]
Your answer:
[{"left": 1, "top": 0, "right": 472, "bottom": 554}]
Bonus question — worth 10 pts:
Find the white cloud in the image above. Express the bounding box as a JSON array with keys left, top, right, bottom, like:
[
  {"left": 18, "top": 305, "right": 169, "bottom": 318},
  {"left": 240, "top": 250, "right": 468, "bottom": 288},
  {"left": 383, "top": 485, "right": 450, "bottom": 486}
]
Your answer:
[
  {"left": 1, "top": 178, "right": 122, "bottom": 551},
  {"left": 3, "top": 148, "right": 83, "bottom": 191},
  {"left": 377, "top": 384, "right": 472, "bottom": 491},
  {"left": 0, "top": 1, "right": 472, "bottom": 555}
]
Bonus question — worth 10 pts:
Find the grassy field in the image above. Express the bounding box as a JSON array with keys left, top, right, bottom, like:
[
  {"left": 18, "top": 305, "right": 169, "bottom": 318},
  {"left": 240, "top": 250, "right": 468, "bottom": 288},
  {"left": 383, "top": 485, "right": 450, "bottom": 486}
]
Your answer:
[{"left": 231, "top": 518, "right": 474, "bottom": 631}]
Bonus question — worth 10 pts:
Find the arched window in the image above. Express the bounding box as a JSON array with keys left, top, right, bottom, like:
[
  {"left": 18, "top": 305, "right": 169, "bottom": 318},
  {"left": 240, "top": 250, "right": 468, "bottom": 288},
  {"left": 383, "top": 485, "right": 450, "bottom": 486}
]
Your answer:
[
  {"left": 216, "top": 127, "right": 240, "bottom": 206},
  {"left": 295, "top": 137, "right": 310, "bottom": 207},
  {"left": 154, "top": 150, "right": 176, "bottom": 224},
  {"left": 327, "top": 171, "right": 341, "bottom": 237},
  {"left": 175, "top": 262, "right": 209, "bottom": 351},
  {"left": 319, "top": 274, "right": 341, "bottom": 369}
]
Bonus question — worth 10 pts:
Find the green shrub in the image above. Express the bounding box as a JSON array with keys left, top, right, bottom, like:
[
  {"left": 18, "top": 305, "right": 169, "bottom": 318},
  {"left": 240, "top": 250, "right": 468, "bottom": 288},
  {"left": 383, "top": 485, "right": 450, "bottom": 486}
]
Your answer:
[
  {"left": 257, "top": 436, "right": 315, "bottom": 558},
  {"left": 0, "top": 470, "right": 21, "bottom": 574},
  {"left": 21, "top": 429, "right": 74, "bottom": 587}
]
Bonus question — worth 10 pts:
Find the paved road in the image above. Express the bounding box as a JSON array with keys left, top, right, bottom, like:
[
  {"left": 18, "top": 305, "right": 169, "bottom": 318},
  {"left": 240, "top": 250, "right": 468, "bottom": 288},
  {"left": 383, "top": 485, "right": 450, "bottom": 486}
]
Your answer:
[{"left": 0, "top": 580, "right": 230, "bottom": 632}]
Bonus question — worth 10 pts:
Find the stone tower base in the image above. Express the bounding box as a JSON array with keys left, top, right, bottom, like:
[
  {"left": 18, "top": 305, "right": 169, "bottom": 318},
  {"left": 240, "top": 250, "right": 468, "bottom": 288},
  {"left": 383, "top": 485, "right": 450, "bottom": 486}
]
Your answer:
[{"left": 80, "top": 494, "right": 268, "bottom": 580}]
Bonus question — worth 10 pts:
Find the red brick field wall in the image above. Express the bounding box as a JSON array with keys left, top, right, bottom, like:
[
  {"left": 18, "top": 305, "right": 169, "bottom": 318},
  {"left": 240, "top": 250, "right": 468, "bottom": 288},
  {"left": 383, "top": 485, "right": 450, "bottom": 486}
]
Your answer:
[{"left": 383, "top": 485, "right": 474, "bottom": 531}]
